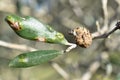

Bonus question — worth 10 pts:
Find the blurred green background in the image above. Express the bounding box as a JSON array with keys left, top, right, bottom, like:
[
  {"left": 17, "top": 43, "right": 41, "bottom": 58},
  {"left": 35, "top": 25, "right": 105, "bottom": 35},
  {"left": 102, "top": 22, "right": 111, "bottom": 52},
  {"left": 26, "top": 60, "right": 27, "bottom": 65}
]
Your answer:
[{"left": 0, "top": 0, "right": 120, "bottom": 80}]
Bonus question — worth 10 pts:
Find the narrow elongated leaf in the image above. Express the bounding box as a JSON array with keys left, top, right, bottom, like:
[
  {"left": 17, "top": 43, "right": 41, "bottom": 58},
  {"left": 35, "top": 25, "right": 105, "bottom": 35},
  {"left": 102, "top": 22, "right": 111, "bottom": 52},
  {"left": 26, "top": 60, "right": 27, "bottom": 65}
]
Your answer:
[
  {"left": 5, "top": 15, "right": 69, "bottom": 45},
  {"left": 5, "top": 15, "right": 77, "bottom": 52},
  {"left": 9, "top": 50, "right": 63, "bottom": 68}
]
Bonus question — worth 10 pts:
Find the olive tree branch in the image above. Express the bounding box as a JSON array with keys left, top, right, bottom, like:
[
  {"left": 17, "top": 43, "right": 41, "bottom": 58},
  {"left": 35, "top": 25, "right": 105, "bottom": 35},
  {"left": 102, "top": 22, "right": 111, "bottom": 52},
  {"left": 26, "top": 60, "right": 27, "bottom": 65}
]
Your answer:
[
  {"left": 92, "top": 24, "right": 120, "bottom": 39},
  {"left": 0, "top": 40, "right": 37, "bottom": 51},
  {"left": 92, "top": 0, "right": 120, "bottom": 39}
]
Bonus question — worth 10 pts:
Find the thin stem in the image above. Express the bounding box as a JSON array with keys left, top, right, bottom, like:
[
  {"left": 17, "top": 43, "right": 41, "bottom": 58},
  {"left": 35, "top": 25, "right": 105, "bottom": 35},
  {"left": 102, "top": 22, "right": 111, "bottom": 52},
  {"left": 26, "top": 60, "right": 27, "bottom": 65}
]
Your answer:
[
  {"left": 81, "top": 61, "right": 100, "bottom": 80},
  {"left": 51, "top": 62, "right": 70, "bottom": 80},
  {"left": 65, "top": 42, "right": 77, "bottom": 53},
  {"left": 93, "top": 26, "right": 118, "bottom": 39},
  {"left": 0, "top": 40, "right": 37, "bottom": 51}
]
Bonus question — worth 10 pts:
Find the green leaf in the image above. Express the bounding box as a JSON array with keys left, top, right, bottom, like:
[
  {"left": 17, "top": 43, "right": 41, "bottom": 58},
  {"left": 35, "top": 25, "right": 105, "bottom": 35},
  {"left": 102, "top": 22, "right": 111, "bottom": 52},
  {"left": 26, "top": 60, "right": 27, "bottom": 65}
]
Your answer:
[
  {"left": 9, "top": 50, "right": 63, "bottom": 68},
  {"left": 5, "top": 15, "right": 69, "bottom": 45}
]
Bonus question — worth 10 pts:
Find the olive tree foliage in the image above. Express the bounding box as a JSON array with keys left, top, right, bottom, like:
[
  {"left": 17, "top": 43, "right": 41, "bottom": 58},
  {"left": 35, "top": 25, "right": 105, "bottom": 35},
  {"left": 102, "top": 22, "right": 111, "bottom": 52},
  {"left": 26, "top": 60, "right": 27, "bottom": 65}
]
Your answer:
[{"left": 0, "top": 0, "right": 120, "bottom": 80}]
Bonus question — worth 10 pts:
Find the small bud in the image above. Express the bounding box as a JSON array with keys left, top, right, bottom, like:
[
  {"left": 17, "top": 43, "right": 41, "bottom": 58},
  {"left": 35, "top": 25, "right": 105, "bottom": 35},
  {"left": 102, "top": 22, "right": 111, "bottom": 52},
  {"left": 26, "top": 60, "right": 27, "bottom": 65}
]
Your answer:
[{"left": 72, "top": 27, "right": 92, "bottom": 48}]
